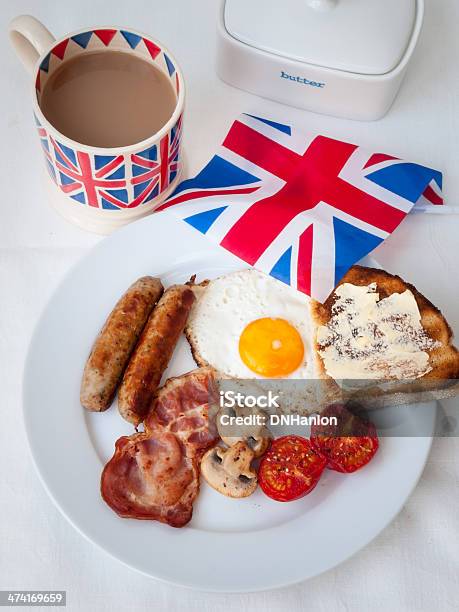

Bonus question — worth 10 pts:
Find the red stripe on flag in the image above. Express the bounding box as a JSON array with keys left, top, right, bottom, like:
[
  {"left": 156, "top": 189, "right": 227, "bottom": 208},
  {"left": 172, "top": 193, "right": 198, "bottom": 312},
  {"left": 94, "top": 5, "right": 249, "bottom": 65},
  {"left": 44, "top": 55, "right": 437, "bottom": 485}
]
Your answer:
[
  {"left": 60, "top": 182, "right": 81, "bottom": 194},
  {"left": 160, "top": 134, "right": 170, "bottom": 189},
  {"left": 223, "top": 120, "right": 299, "bottom": 182},
  {"left": 97, "top": 190, "right": 130, "bottom": 209},
  {"left": 127, "top": 176, "right": 160, "bottom": 208},
  {"left": 94, "top": 155, "right": 124, "bottom": 179},
  {"left": 131, "top": 167, "right": 161, "bottom": 185},
  {"left": 131, "top": 154, "right": 159, "bottom": 169},
  {"left": 423, "top": 184, "right": 443, "bottom": 205},
  {"left": 156, "top": 187, "right": 260, "bottom": 212},
  {"left": 297, "top": 224, "right": 313, "bottom": 296},
  {"left": 98, "top": 181, "right": 158, "bottom": 210},
  {"left": 50, "top": 136, "right": 79, "bottom": 173},
  {"left": 77, "top": 152, "right": 98, "bottom": 207},
  {"left": 363, "top": 153, "right": 399, "bottom": 169},
  {"left": 326, "top": 179, "right": 406, "bottom": 233}
]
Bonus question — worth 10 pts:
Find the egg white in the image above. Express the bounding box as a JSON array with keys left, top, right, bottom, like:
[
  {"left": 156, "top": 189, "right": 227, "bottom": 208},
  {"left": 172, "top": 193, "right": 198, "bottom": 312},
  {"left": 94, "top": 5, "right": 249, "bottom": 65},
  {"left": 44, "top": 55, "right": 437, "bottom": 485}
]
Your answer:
[{"left": 187, "top": 269, "right": 316, "bottom": 379}]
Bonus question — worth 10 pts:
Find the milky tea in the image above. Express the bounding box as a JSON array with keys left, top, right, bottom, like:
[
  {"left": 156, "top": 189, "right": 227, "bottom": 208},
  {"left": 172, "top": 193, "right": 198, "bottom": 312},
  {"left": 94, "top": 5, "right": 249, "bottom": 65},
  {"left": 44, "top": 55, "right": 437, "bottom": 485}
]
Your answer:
[{"left": 40, "top": 50, "right": 177, "bottom": 148}]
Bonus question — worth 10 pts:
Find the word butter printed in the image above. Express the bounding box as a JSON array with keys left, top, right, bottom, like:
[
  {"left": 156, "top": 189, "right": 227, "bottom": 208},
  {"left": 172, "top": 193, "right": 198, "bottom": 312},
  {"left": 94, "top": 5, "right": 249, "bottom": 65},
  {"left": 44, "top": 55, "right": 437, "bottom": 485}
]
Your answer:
[
  {"left": 280, "top": 71, "right": 325, "bottom": 88},
  {"left": 0, "top": 592, "right": 66, "bottom": 606}
]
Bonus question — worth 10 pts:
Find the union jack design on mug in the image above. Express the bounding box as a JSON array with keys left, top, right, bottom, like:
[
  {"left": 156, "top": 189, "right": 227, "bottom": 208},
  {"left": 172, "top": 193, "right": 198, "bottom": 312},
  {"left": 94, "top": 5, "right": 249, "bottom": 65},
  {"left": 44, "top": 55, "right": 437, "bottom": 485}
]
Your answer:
[{"left": 33, "top": 28, "right": 183, "bottom": 211}]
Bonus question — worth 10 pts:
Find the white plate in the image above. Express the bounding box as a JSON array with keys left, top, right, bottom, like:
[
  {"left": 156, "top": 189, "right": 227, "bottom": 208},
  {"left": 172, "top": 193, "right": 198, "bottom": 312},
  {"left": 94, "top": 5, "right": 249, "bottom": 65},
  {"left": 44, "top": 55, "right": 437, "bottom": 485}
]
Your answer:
[{"left": 23, "top": 211, "right": 435, "bottom": 592}]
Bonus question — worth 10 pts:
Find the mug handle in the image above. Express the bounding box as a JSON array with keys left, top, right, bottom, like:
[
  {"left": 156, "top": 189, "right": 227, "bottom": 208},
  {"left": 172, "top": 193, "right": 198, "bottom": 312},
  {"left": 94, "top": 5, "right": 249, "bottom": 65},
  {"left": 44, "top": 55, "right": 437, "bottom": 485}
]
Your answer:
[{"left": 9, "top": 15, "right": 55, "bottom": 74}]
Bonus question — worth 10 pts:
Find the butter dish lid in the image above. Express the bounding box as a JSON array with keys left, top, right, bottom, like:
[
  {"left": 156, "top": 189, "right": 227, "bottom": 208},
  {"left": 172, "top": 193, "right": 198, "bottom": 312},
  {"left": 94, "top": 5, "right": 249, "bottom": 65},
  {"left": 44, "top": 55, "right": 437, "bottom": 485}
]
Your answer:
[{"left": 224, "top": 0, "right": 419, "bottom": 76}]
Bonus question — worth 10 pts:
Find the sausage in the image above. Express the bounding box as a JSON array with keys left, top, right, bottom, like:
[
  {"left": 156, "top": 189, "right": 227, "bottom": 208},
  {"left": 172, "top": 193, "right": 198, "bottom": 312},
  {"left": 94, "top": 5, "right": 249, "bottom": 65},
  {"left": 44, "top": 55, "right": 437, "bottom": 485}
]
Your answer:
[
  {"left": 80, "top": 277, "right": 164, "bottom": 412},
  {"left": 118, "top": 284, "right": 196, "bottom": 426}
]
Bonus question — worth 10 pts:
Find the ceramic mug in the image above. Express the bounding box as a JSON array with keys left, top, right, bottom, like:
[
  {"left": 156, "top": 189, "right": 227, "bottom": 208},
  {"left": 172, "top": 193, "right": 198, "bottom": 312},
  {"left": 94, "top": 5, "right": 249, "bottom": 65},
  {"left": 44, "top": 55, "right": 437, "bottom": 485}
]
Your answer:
[{"left": 9, "top": 15, "right": 185, "bottom": 234}]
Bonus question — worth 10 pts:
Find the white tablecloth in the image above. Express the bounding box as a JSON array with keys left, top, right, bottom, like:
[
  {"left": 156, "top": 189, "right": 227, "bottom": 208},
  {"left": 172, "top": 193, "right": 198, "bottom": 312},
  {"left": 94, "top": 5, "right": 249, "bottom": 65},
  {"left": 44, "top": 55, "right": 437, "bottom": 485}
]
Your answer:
[{"left": 1, "top": 1, "right": 458, "bottom": 609}]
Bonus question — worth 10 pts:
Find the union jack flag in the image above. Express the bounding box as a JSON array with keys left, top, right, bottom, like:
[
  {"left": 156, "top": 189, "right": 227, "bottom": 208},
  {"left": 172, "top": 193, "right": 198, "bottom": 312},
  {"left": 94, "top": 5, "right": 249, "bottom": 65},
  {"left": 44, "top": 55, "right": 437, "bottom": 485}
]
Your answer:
[{"left": 158, "top": 114, "right": 443, "bottom": 302}]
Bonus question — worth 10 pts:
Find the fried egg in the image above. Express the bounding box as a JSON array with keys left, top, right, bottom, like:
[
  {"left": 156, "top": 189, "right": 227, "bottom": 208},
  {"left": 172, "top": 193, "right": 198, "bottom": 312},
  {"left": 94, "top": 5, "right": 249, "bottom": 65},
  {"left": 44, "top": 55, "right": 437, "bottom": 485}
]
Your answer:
[{"left": 186, "top": 269, "right": 315, "bottom": 379}]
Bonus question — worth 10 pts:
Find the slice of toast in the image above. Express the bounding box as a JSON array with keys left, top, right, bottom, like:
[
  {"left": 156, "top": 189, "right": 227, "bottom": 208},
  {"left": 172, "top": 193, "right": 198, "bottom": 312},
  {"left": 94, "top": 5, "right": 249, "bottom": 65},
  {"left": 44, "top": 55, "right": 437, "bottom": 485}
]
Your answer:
[{"left": 311, "top": 266, "right": 459, "bottom": 405}]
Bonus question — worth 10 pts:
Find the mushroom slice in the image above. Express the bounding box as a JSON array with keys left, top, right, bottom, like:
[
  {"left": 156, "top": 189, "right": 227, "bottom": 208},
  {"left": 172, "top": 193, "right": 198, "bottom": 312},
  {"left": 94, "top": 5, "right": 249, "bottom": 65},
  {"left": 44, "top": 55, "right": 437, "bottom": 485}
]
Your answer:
[
  {"left": 200, "top": 442, "right": 257, "bottom": 498},
  {"left": 217, "top": 405, "right": 272, "bottom": 458}
]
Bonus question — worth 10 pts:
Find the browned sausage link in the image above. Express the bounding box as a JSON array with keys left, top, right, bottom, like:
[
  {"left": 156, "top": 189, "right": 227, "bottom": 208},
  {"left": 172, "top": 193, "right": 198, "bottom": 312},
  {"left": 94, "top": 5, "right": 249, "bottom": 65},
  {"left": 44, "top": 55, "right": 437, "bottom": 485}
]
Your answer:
[
  {"left": 80, "top": 277, "right": 164, "bottom": 412},
  {"left": 118, "top": 284, "right": 196, "bottom": 426}
]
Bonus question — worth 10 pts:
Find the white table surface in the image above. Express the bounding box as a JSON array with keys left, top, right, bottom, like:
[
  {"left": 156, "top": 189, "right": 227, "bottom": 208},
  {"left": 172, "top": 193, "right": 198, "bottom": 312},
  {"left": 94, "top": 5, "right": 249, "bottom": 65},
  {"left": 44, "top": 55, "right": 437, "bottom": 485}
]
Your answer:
[{"left": 1, "top": 0, "right": 458, "bottom": 609}]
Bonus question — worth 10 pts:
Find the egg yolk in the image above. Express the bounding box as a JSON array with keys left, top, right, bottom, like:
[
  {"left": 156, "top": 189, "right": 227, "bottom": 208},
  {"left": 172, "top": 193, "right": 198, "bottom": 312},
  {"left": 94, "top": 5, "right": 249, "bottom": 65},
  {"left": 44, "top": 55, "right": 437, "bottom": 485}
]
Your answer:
[{"left": 239, "top": 318, "right": 305, "bottom": 377}]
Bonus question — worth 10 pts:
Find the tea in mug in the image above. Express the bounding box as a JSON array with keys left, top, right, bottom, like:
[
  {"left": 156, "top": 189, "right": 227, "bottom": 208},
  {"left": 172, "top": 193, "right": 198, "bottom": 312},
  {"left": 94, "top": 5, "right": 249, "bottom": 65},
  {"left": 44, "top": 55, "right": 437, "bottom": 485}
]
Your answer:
[{"left": 40, "top": 51, "right": 177, "bottom": 147}]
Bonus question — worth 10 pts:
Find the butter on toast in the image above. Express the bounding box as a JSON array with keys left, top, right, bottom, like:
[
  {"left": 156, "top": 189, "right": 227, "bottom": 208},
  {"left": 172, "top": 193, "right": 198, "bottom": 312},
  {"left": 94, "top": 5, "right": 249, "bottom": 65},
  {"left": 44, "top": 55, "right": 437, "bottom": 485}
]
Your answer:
[{"left": 312, "top": 265, "right": 459, "bottom": 388}]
